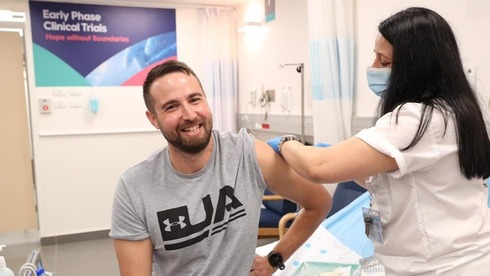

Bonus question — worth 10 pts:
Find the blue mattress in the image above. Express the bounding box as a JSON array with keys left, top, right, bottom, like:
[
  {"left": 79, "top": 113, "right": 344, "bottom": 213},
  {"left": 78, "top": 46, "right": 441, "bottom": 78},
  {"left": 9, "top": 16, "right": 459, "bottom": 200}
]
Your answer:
[{"left": 322, "top": 192, "right": 374, "bottom": 258}]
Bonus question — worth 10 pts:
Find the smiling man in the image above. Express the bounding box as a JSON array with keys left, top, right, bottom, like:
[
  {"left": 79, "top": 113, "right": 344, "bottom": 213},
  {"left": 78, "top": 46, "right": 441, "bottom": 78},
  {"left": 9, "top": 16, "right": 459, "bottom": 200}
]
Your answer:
[{"left": 109, "top": 60, "right": 331, "bottom": 276}]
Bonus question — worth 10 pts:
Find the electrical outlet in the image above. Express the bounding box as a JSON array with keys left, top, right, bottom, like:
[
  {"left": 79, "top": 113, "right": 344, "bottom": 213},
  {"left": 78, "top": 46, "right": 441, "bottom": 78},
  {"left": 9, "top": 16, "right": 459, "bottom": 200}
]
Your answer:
[{"left": 39, "top": 99, "right": 52, "bottom": 114}]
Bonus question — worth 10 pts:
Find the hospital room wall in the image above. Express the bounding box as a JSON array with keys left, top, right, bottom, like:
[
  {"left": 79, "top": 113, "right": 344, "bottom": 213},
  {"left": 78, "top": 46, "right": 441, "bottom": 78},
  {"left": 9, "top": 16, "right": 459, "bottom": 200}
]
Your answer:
[
  {"left": 23, "top": 0, "right": 313, "bottom": 239},
  {"left": 238, "top": 0, "right": 490, "bottom": 132},
  {"left": 237, "top": 0, "right": 490, "bottom": 199},
  {"left": 18, "top": 4, "right": 218, "bottom": 238},
  {"left": 237, "top": 0, "right": 312, "bottom": 121},
  {"left": 4, "top": 0, "right": 489, "bottom": 239},
  {"left": 354, "top": 0, "right": 490, "bottom": 118}
]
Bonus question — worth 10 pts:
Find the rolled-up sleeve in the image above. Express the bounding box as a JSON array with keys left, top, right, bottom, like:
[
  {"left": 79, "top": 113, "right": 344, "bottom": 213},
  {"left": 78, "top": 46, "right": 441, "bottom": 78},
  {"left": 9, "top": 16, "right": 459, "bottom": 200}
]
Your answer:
[{"left": 355, "top": 103, "right": 443, "bottom": 179}]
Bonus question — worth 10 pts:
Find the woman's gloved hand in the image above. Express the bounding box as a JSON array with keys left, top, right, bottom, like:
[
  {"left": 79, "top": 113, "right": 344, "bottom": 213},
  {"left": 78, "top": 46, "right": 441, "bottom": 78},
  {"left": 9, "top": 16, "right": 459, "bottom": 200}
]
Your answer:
[
  {"left": 267, "top": 137, "right": 282, "bottom": 155},
  {"left": 267, "top": 135, "right": 300, "bottom": 156}
]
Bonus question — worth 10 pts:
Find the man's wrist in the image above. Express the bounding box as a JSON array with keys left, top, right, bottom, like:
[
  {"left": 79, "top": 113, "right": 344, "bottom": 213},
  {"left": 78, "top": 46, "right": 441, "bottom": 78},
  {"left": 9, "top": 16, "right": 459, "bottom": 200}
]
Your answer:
[{"left": 267, "top": 251, "right": 285, "bottom": 270}]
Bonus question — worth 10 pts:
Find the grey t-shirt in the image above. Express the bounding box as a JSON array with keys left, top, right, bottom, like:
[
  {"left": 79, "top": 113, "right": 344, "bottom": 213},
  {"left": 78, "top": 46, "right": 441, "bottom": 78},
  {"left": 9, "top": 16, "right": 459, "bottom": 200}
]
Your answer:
[{"left": 110, "top": 128, "right": 267, "bottom": 275}]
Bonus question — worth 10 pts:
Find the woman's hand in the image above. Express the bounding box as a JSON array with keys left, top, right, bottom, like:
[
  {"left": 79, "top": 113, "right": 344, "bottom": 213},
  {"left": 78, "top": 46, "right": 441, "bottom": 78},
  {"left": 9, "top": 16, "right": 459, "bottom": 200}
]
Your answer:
[{"left": 267, "top": 137, "right": 282, "bottom": 154}]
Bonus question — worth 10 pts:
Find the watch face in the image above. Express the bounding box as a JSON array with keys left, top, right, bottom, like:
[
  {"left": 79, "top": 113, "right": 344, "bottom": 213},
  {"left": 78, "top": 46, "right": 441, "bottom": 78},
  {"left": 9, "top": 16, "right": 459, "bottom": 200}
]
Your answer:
[
  {"left": 268, "top": 251, "right": 285, "bottom": 269},
  {"left": 269, "top": 253, "right": 282, "bottom": 265}
]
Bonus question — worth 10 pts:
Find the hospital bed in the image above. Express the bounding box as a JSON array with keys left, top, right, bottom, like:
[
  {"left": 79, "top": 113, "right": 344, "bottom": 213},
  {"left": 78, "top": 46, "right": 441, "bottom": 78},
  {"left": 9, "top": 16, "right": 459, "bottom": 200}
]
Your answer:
[
  {"left": 257, "top": 178, "right": 490, "bottom": 275},
  {"left": 256, "top": 192, "right": 372, "bottom": 275}
]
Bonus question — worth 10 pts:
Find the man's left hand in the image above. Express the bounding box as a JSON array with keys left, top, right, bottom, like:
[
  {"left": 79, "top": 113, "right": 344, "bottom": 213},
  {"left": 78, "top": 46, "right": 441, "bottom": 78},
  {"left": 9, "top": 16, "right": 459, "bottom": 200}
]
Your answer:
[{"left": 249, "top": 254, "right": 275, "bottom": 276}]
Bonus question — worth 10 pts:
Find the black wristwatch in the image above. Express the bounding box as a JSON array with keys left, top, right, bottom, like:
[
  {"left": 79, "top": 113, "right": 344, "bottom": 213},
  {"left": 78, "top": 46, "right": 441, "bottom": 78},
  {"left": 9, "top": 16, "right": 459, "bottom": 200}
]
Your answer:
[
  {"left": 279, "top": 135, "right": 300, "bottom": 152},
  {"left": 267, "top": 251, "right": 285, "bottom": 270}
]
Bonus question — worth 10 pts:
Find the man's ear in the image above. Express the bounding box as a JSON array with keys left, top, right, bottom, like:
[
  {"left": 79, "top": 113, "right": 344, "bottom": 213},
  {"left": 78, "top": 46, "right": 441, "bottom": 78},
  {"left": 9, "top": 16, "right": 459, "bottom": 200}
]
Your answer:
[{"left": 146, "top": 110, "right": 160, "bottom": 129}]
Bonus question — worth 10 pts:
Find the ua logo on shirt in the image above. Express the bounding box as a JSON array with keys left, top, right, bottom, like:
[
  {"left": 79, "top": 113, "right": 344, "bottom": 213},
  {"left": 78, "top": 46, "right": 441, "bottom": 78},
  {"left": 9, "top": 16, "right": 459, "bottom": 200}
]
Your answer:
[
  {"left": 162, "top": 217, "right": 186, "bottom": 231},
  {"left": 156, "top": 186, "right": 246, "bottom": 250}
]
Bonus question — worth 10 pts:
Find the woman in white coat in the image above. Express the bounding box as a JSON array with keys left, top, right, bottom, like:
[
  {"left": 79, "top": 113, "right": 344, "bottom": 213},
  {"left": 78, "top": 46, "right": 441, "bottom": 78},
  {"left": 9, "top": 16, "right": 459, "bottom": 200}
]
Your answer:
[{"left": 269, "top": 7, "right": 490, "bottom": 275}]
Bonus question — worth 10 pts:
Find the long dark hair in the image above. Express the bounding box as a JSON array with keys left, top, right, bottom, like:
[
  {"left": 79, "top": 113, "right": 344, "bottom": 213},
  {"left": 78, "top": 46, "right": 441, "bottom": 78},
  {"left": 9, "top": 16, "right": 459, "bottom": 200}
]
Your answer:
[{"left": 377, "top": 7, "right": 490, "bottom": 179}]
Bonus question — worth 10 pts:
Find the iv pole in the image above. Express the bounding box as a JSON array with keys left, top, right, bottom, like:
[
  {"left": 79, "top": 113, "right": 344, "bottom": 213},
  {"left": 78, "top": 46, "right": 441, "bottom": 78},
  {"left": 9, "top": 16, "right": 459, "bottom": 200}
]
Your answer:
[{"left": 279, "top": 63, "right": 305, "bottom": 144}]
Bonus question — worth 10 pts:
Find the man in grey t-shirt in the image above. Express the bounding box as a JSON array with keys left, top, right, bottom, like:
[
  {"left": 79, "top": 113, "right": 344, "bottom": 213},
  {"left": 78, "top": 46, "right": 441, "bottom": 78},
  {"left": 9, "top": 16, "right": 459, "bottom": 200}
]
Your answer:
[{"left": 110, "top": 60, "right": 331, "bottom": 275}]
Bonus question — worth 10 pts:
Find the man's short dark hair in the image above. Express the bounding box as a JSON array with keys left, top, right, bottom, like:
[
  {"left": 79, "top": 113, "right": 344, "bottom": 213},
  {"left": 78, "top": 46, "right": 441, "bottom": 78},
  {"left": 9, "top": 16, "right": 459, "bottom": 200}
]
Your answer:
[{"left": 143, "top": 60, "right": 204, "bottom": 112}]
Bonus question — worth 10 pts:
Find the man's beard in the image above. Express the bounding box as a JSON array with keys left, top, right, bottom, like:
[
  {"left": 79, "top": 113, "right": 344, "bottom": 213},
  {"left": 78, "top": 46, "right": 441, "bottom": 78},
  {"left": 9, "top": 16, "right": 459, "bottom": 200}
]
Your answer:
[{"left": 163, "top": 118, "right": 213, "bottom": 154}]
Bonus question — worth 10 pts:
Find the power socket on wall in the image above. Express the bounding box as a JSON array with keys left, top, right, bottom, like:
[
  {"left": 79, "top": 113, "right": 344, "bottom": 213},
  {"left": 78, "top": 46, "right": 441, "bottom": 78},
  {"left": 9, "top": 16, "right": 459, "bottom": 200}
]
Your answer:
[{"left": 39, "top": 99, "right": 52, "bottom": 114}]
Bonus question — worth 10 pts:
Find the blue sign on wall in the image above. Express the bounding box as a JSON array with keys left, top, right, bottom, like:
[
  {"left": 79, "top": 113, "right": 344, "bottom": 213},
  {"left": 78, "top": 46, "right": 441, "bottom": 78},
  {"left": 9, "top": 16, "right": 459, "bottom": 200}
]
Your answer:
[{"left": 29, "top": 1, "right": 177, "bottom": 86}]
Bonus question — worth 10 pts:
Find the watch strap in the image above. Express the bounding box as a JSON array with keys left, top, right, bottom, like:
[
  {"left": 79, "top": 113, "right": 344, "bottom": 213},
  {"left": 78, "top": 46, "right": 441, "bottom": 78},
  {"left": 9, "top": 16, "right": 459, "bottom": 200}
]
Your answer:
[{"left": 279, "top": 135, "right": 300, "bottom": 153}]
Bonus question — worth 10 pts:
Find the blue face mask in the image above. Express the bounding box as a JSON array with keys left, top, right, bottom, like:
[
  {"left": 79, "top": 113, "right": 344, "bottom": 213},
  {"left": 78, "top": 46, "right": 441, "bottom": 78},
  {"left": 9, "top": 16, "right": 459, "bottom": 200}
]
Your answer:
[{"left": 366, "top": 66, "right": 391, "bottom": 97}]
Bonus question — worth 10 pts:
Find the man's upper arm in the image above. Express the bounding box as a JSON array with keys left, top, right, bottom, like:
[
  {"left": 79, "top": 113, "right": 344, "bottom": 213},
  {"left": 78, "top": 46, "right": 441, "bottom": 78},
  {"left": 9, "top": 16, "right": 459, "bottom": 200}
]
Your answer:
[
  {"left": 114, "top": 238, "right": 153, "bottom": 276},
  {"left": 254, "top": 139, "right": 328, "bottom": 208}
]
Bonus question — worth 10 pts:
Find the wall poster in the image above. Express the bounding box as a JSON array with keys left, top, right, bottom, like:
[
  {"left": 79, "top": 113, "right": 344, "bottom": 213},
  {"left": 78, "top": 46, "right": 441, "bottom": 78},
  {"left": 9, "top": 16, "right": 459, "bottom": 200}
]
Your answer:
[{"left": 29, "top": 1, "right": 177, "bottom": 87}]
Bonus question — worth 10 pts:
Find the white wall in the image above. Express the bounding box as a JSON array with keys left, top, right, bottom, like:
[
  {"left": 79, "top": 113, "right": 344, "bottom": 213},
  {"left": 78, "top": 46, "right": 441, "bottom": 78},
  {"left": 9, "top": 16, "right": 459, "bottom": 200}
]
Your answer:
[
  {"left": 237, "top": 0, "right": 312, "bottom": 119},
  {"left": 21, "top": 3, "right": 212, "bottom": 237},
  {"left": 354, "top": 0, "right": 490, "bottom": 118},
  {"left": 5, "top": 0, "right": 490, "bottom": 238},
  {"left": 237, "top": 0, "right": 490, "bottom": 127},
  {"left": 237, "top": 0, "right": 490, "bottom": 196}
]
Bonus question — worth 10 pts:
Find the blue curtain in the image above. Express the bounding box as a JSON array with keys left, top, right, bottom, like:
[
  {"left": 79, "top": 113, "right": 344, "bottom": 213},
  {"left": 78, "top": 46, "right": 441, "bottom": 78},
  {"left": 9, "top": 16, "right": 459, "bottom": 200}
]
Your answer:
[{"left": 307, "top": 0, "right": 355, "bottom": 143}]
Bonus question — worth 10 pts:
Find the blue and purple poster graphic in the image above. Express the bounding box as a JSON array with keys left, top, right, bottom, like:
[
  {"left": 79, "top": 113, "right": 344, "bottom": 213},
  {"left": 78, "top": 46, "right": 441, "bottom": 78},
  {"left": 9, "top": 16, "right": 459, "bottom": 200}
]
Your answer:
[{"left": 29, "top": 1, "right": 177, "bottom": 86}]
